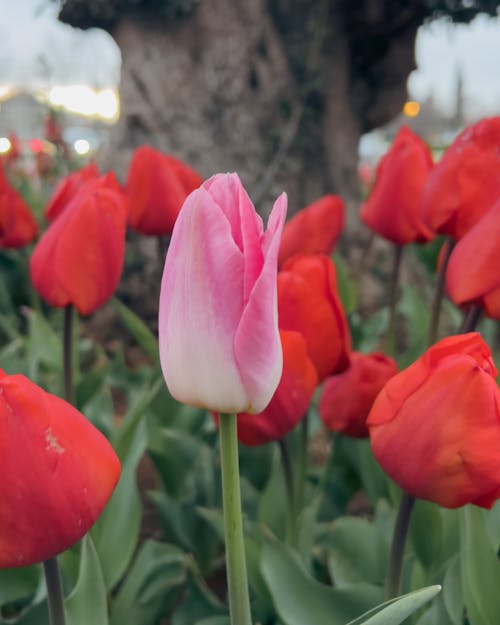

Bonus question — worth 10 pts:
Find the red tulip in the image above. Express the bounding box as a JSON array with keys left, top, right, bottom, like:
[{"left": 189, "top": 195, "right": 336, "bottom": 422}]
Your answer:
[
  {"left": 420, "top": 116, "right": 500, "bottom": 240},
  {"left": 278, "top": 254, "right": 351, "bottom": 381},
  {"left": 278, "top": 194, "right": 344, "bottom": 267},
  {"left": 367, "top": 333, "right": 500, "bottom": 509},
  {"left": 45, "top": 162, "right": 100, "bottom": 222},
  {"left": 126, "top": 145, "right": 203, "bottom": 236},
  {"left": 445, "top": 198, "right": 500, "bottom": 319},
  {"left": 30, "top": 173, "right": 128, "bottom": 315},
  {"left": 0, "top": 165, "right": 38, "bottom": 248},
  {"left": 235, "top": 330, "right": 318, "bottom": 445},
  {"left": 0, "top": 370, "right": 120, "bottom": 567},
  {"left": 319, "top": 351, "right": 398, "bottom": 438},
  {"left": 360, "top": 126, "right": 434, "bottom": 245}
]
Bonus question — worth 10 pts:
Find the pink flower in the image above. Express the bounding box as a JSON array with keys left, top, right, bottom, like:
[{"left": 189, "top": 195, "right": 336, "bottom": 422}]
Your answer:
[{"left": 158, "top": 173, "right": 287, "bottom": 413}]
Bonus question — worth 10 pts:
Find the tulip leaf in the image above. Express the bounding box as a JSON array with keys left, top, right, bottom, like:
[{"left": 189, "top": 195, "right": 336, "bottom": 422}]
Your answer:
[
  {"left": 460, "top": 506, "right": 500, "bottom": 625},
  {"left": 112, "top": 297, "right": 158, "bottom": 361},
  {"left": 442, "top": 556, "right": 463, "bottom": 625},
  {"left": 24, "top": 307, "right": 62, "bottom": 383},
  {"left": 410, "top": 500, "right": 443, "bottom": 571},
  {"left": 91, "top": 416, "right": 147, "bottom": 590},
  {"left": 0, "top": 565, "right": 41, "bottom": 615},
  {"left": 109, "top": 540, "right": 187, "bottom": 625},
  {"left": 326, "top": 516, "right": 389, "bottom": 586},
  {"left": 260, "top": 537, "right": 383, "bottom": 625},
  {"left": 345, "top": 585, "right": 442, "bottom": 625},
  {"left": 171, "top": 567, "right": 227, "bottom": 625},
  {"left": 65, "top": 536, "right": 108, "bottom": 625}
]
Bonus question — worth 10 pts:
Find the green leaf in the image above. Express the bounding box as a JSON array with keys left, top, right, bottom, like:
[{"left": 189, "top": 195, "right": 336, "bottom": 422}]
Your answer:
[
  {"left": 257, "top": 449, "right": 287, "bottom": 539},
  {"left": 25, "top": 307, "right": 62, "bottom": 381},
  {"left": 65, "top": 536, "right": 108, "bottom": 625},
  {"left": 171, "top": 567, "right": 226, "bottom": 625},
  {"left": 112, "top": 298, "right": 158, "bottom": 361},
  {"left": 442, "top": 556, "right": 463, "bottom": 625},
  {"left": 260, "top": 537, "right": 383, "bottom": 625},
  {"left": 460, "top": 506, "right": 500, "bottom": 625},
  {"left": 346, "top": 585, "right": 442, "bottom": 625},
  {"left": 326, "top": 516, "right": 388, "bottom": 586},
  {"left": 334, "top": 252, "right": 356, "bottom": 314},
  {"left": 91, "top": 417, "right": 147, "bottom": 590},
  {"left": 110, "top": 540, "right": 187, "bottom": 625}
]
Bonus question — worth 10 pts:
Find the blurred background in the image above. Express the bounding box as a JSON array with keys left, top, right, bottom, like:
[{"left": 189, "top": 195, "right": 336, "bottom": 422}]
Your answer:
[{"left": 1, "top": 0, "right": 500, "bottom": 224}]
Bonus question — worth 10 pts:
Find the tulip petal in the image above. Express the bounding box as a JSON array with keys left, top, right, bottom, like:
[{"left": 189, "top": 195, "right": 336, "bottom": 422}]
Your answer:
[
  {"left": 234, "top": 193, "right": 287, "bottom": 412},
  {"left": 159, "top": 186, "right": 250, "bottom": 412}
]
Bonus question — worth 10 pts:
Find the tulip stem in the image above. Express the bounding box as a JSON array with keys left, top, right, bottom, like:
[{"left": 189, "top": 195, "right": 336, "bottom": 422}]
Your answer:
[
  {"left": 218, "top": 412, "right": 253, "bottom": 625},
  {"left": 386, "top": 244, "right": 403, "bottom": 356},
  {"left": 278, "top": 438, "right": 297, "bottom": 546},
  {"left": 460, "top": 304, "right": 482, "bottom": 334},
  {"left": 387, "top": 492, "right": 415, "bottom": 598},
  {"left": 63, "top": 304, "right": 75, "bottom": 404},
  {"left": 43, "top": 557, "right": 66, "bottom": 625},
  {"left": 297, "top": 411, "right": 309, "bottom": 517},
  {"left": 428, "top": 236, "right": 454, "bottom": 346}
]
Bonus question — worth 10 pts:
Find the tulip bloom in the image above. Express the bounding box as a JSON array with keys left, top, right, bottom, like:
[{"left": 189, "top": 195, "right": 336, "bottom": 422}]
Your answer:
[
  {"left": 277, "top": 254, "right": 350, "bottom": 381},
  {"left": 319, "top": 351, "right": 398, "bottom": 438},
  {"left": 0, "top": 371, "right": 120, "bottom": 567},
  {"left": 360, "top": 126, "right": 434, "bottom": 245},
  {"left": 278, "top": 194, "right": 344, "bottom": 267},
  {"left": 45, "top": 161, "right": 100, "bottom": 222},
  {"left": 420, "top": 116, "right": 500, "bottom": 240},
  {"left": 159, "top": 172, "right": 286, "bottom": 414},
  {"left": 126, "top": 145, "right": 203, "bottom": 236},
  {"left": 445, "top": 198, "right": 500, "bottom": 319},
  {"left": 30, "top": 173, "right": 128, "bottom": 315},
  {"left": 235, "top": 330, "right": 318, "bottom": 445},
  {"left": 0, "top": 166, "right": 38, "bottom": 248},
  {"left": 367, "top": 333, "right": 500, "bottom": 509}
]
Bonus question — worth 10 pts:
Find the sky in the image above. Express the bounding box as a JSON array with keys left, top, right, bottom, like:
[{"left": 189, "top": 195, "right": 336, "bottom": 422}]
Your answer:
[{"left": 1, "top": 1, "right": 499, "bottom": 119}]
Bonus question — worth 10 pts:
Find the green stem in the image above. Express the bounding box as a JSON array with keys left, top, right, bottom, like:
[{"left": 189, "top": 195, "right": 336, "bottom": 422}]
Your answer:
[
  {"left": 460, "top": 304, "right": 482, "bottom": 334},
  {"left": 278, "top": 438, "right": 297, "bottom": 546},
  {"left": 387, "top": 492, "right": 415, "bottom": 598},
  {"left": 218, "top": 413, "right": 252, "bottom": 625},
  {"left": 386, "top": 244, "right": 403, "bottom": 356},
  {"left": 63, "top": 304, "right": 74, "bottom": 404},
  {"left": 43, "top": 557, "right": 66, "bottom": 625},
  {"left": 427, "top": 237, "right": 454, "bottom": 346}
]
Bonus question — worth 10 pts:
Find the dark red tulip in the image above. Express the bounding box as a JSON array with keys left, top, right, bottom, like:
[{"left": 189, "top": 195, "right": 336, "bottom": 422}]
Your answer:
[
  {"left": 45, "top": 162, "right": 100, "bottom": 222},
  {"left": 0, "top": 165, "right": 38, "bottom": 248}
]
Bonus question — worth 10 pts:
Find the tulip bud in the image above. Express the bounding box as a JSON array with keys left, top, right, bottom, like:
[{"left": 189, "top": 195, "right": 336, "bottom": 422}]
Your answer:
[
  {"left": 278, "top": 194, "right": 344, "bottom": 267},
  {"left": 126, "top": 145, "right": 203, "bottom": 236},
  {"left": 446, "top": 198, "right": 500, "bottom": 319},
  {"left": 159, "top": 173, "right": 286, "bottom": 414},
  {"left": 0, "top": 371, "right": 120, "bottom": 567},
  {"left": 278, "top": 254, "right": 351, "bottom": 381},
  {"left": 367, "top": 333, "right": 500, "bottom": 509},
  {"left": 30, "top": 173, "right": 128, "bottom": 315},
  {"left": 360, "top": 126, "right": 434, "bottom": 245},
  {"left": 420, "top": 116, "right": 500, "bottom": 240},
  {"left": 45, "top": 162, "right": 100, "bottom": 222},
  {"left": 319, "top": 351, "right": 398, "bottom": 438}
]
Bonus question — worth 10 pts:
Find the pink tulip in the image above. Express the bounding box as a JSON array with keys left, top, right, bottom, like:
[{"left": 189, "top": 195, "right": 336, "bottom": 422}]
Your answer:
[{"left": 159, "top": 173, "right": 287, "bottom": 414}]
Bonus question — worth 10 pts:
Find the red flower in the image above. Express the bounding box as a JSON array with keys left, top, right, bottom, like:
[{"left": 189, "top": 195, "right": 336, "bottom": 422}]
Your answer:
[
  {"left": 0, "top": 370, "right": 120, "bottom": 567},
  {"left": 445, "top": 198, "right": 500, "bottom": 319},
  {"left": 0, "top": 165, "right": 38, "bottom": 248},
  {"left": 367, "top": 333, "right": 500, "bottom": 509},
  {"left": 278, "top": 194, "right": 344, "bottom": 267},
  {"left": 126, "top": 145, "right": 203, "bottom": 236},
  {"left": 30, "top": 173, "right": 128, "bottom": 315},
  {"left": 420, "top": 116, "right": 500, "bottom": 240},
  {"left": 45, "top": 162, "right": 100, "bottom": 222},
  {"left": 278, "top": 254, "right": 351, "bottom": 381},
  {"left": 360, "top": 126, "right": 434, "bottom": 245},
  {"left": 319, "top": 351, "right": 398, "bottom": 438},
  {"left": 235, "top": 330, "right": 318, "bottom": 445}
]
